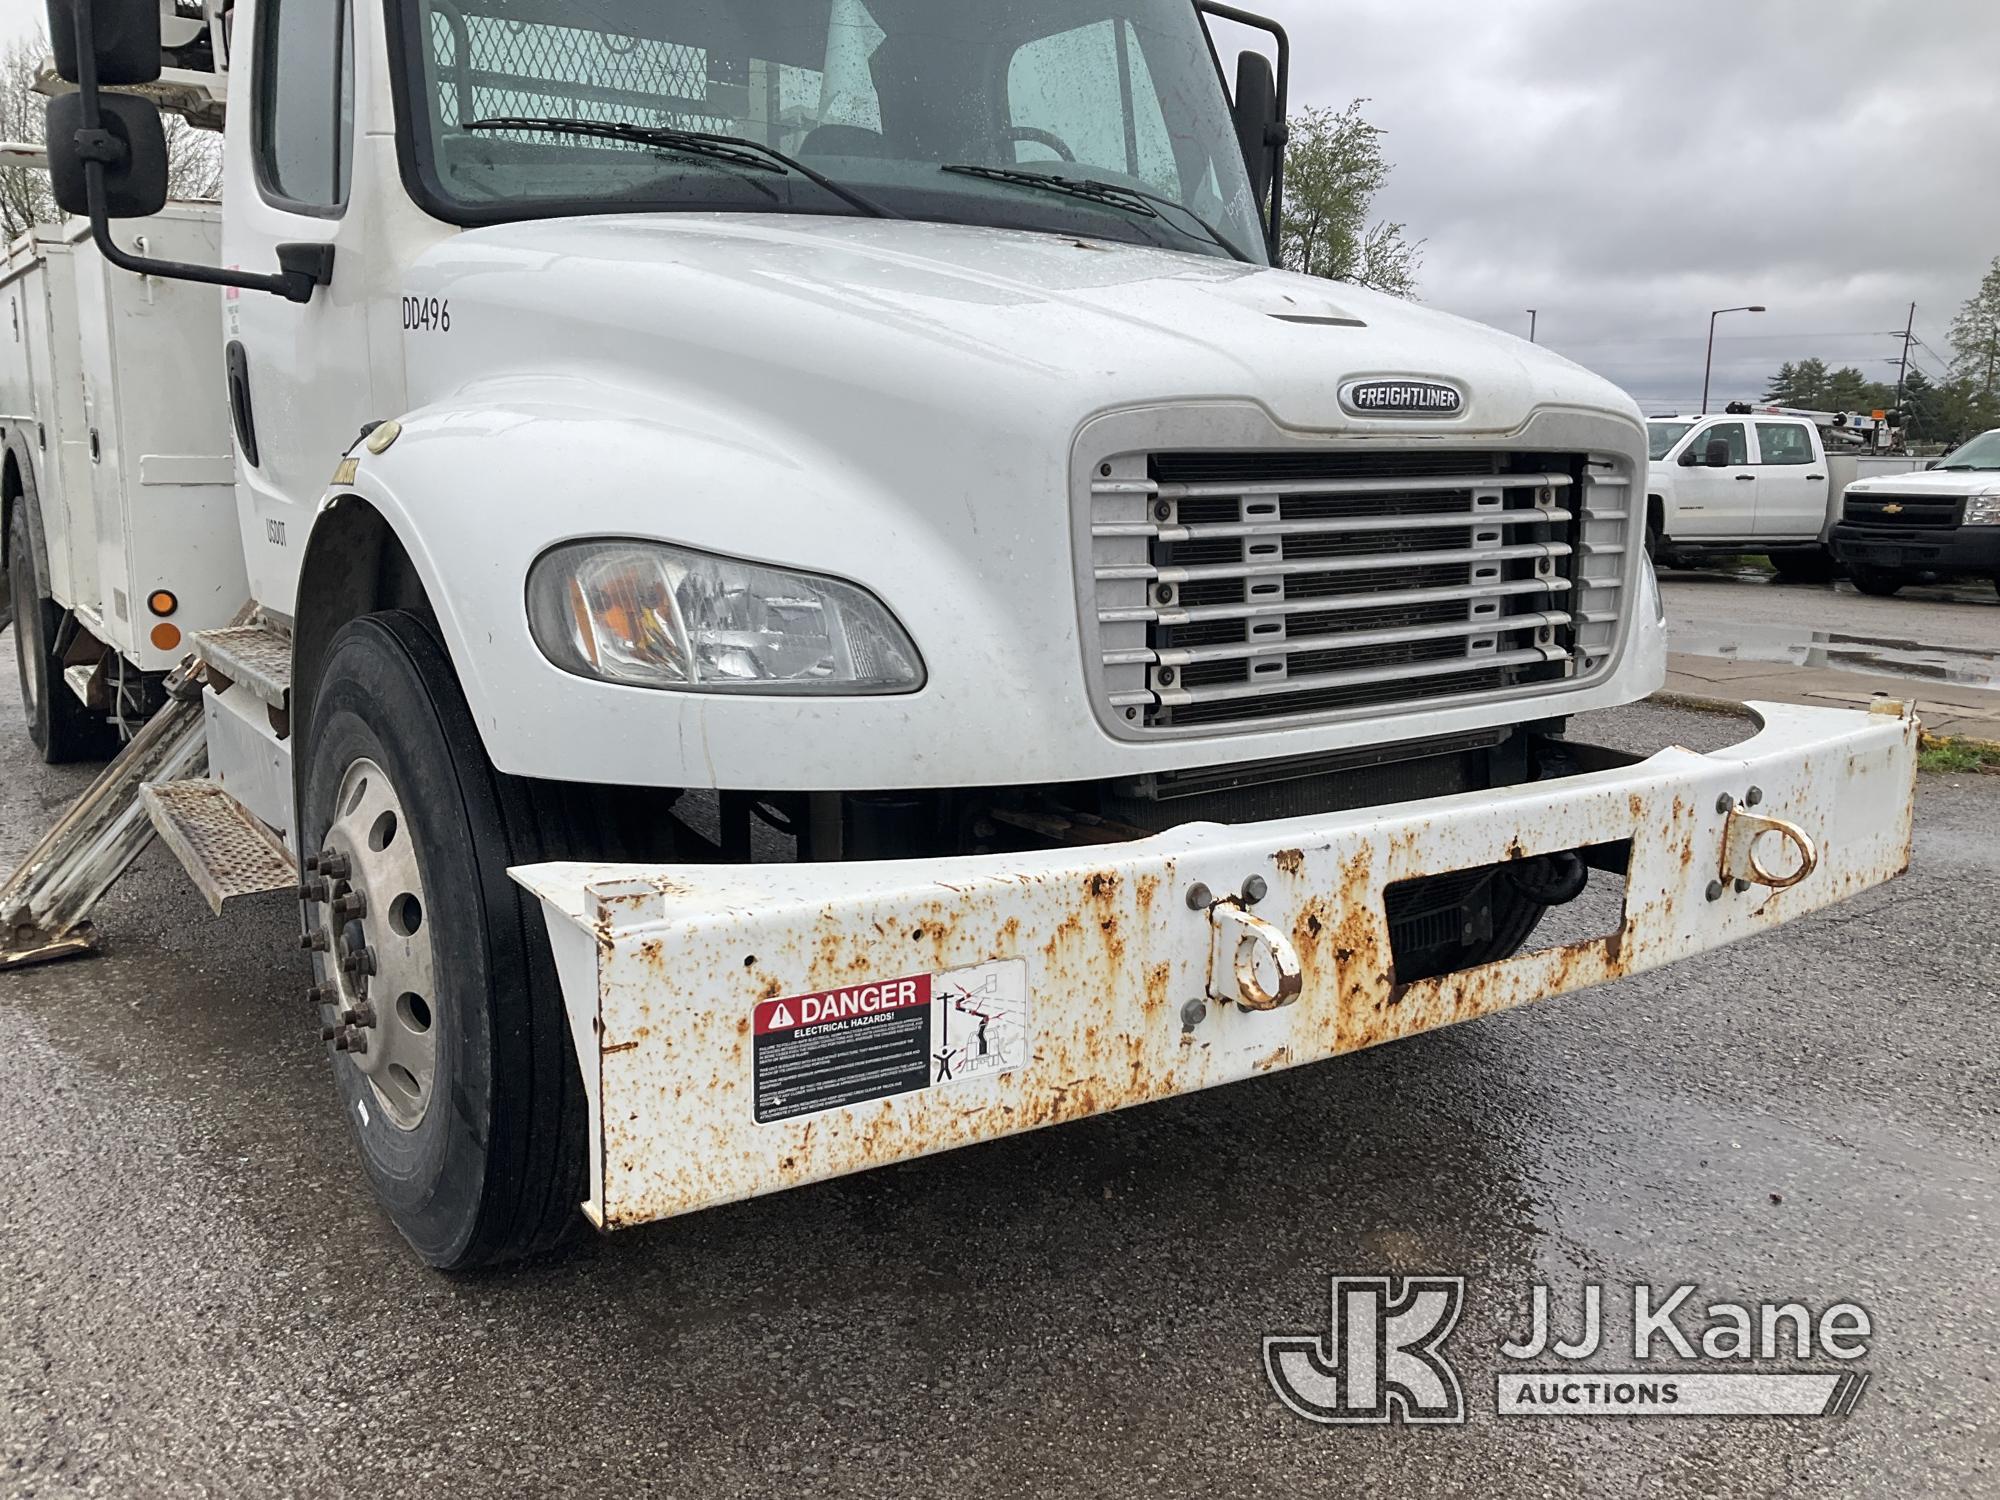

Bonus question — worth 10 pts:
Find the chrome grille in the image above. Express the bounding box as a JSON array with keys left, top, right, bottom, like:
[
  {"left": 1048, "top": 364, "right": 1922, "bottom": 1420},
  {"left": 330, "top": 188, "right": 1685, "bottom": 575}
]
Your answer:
[
  {"left": 1841, "top": 493, "right": 1963, "bottom": 531},
  {"left": 1088, "top": 450, "right": 1631, "bottom": 733}
]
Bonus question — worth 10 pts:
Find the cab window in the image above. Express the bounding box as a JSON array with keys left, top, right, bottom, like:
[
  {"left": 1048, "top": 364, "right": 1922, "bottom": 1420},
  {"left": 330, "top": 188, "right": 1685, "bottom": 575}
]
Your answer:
[
  {"left": 1007, "top": 20, "right": 1178, "bottom": 195},
  {"left": 1695, "top": 422, "right": 1749, "bottom": 465},
  {"left": 1756, "top": 423, "right": 1814, "bottom": 465},
  {"left": 255, "top": 0, "right": 356, "bottom": 210}
]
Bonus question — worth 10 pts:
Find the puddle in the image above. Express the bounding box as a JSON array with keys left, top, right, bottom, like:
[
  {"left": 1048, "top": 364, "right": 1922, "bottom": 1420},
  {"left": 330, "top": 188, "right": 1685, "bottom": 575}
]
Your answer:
[{"left": 1674, "top": 623, "right": 2000, "bottom": 688}]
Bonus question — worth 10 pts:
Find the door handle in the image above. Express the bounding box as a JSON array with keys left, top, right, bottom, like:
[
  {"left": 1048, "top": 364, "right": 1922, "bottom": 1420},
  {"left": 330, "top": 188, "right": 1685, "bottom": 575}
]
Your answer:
[
  {"left": 1806, "top": 475, "right": 1826, "bottom": 481},
  {"left": 1735, "top": 474, "right": 1756, "bottom": 481}
]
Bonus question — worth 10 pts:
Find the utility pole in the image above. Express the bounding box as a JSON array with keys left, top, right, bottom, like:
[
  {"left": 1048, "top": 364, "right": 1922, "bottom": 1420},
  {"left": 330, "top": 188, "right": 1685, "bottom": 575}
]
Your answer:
[{"left": 1893, "top": 301, "right": 1916, "bottom": 411}]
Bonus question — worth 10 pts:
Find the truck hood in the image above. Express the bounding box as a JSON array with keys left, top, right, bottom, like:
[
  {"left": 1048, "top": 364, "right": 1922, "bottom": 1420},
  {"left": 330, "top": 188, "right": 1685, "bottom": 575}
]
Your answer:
[
  {"left": 1846, "top": 467, "right": 2000, "bottom": 496},
  {"left": 406, "top": 213, "right": 1637, "bottom": 438}
]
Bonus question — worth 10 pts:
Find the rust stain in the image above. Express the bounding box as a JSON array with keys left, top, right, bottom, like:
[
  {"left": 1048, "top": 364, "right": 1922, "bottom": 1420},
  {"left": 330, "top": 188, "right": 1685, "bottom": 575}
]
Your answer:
[{"left": 1274, "top": 848, "right": 1305, "bottom": 877}]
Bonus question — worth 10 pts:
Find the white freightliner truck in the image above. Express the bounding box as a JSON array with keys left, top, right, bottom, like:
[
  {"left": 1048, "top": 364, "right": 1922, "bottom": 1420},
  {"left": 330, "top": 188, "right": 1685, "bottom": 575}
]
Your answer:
[{"left": 0, "top": 0, "right": 1920, "bottom": 1267}]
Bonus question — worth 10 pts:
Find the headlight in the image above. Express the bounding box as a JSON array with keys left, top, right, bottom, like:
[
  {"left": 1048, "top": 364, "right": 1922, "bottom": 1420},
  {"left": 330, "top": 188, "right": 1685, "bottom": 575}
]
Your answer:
[
  {"left": 1963, "top": 494, "right": 2000, "bottom": 526},
  {"left": 527, "top": 540, "right": 924, "bottom": 694}
]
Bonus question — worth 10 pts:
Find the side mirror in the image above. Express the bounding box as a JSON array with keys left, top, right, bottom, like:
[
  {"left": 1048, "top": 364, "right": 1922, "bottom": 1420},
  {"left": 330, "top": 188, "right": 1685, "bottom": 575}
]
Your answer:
[
  {"left": 1231, "top": 50, "right": 1281, "bottom": 211},
  {"left": 1677, "top": 448, "right": 1699, "bottom": 468},
  {"left": 1704, "top": 439, "right": 1732, "bottom": 468},
  {"left": 1926, "top": 460, "right": 1941, "bottom": 471},
  {"left": 46, "top": 92, "right": 167, "bottom": 219},
  {"left": 47, "top": 0, "right": 160, "bottom": 87}
]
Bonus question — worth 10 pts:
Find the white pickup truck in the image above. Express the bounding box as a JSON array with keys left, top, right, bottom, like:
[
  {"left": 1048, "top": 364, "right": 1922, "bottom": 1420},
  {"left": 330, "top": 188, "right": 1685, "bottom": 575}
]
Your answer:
[
  {"left": 1832, "top": 429, "right": 2000, "bottom": 597},
  {"left": 1645, "top": 409, "right": 1923, "bottom": 579},
  {"left": 0, "top": 0, "right": 1921, "bottom": 1269}
]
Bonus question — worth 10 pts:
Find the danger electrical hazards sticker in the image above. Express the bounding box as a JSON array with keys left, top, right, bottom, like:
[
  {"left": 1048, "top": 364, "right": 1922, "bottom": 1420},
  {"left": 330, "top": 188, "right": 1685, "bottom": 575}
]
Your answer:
[{"left": 752, "top": 959, "right": 1030, "bottom": 1125}]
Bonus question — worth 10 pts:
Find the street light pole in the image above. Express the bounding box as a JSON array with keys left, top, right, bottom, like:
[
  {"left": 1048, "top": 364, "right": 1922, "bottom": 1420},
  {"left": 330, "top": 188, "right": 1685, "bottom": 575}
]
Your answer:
[
  {"left": 1702, "top": 305, "right": 1767, "bottom": 414},
  {"left": 1527, "top": 309, "right": 1538, "bottom": 344}
]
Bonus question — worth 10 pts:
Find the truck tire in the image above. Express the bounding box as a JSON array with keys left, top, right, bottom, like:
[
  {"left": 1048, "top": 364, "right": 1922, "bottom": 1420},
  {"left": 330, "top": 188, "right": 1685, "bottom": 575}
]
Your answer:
[
  {"left": 1769, "top": 549, "right": 1835, "bottom": 584},
  {"left": 1848, "top": 567, "right": 1904, "bottom": 598},
  {"left": 7, "top": 505, "right": 118, "bottom": 763},
  {"left": 300, "top": 612, "right": 585, "bottom": 1270}
]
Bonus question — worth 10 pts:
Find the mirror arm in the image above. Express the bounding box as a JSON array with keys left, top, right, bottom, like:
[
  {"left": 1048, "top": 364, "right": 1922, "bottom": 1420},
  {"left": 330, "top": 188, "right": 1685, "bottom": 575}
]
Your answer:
[
  {"left": 1194, "top": 0, "right": 1289, "bottom": 260},
  {"left": 66, "top": 0, "right": 328, "bottom": 304}
]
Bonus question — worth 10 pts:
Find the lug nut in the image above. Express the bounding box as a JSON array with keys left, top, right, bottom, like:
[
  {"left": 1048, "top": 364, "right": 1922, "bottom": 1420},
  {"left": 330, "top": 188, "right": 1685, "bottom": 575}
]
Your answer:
[
  {"left": 304, "top": 855, "right": 322, "bottom": 875},
  {"left": 335, "top": 1029, "right": 368, "bottom": 1056},
  {"left": 331, "top": 892, "right": 367, "bottom": 921},
  {"left": 341, "top": 947, "right": 377, "bottom": 978},
  {"left": 297, "top": 880, "right": 330, "bottom": 904},
  {"left": 299, "top": 930, "right": 329, "bottom": 953},
  {"left": 341, "top": 1004, "right": 377, "bottom": 1030},
  {"left": 307, "top": 983, "right": 337, "bottom": 1007},
  {"left": 321, "top": 1024, "right": 342, "bottom": 1043}
]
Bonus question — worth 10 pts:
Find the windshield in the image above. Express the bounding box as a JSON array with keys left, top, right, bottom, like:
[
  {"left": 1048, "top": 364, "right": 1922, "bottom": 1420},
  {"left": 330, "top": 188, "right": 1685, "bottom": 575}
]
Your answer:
[
  {"left": 393, "top": 0, "right": 1268, "bottom": 264},
  {"left": 1648, "top": 422, "right": 1694, "bottom": 461},
  {"left": 1935, "top": 430, "right": 2000, "bottom": 471}
]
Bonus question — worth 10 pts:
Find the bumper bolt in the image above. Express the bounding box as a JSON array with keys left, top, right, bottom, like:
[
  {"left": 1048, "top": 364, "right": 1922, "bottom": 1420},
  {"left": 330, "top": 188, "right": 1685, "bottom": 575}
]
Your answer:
[
  {"left": 1745, "top": 786, "right": 1765, "bottom": 807},
  {"left": 1734, "top": 878, "right": 1754, "bottom": 894},
  {"left": 1241, "top": 875, "right": 1269, "bottom": 905},
  {"left": 1185, "top": 882, "right": 1213, "bottom": 912},
  {"left": 1153, "top": 500, "right": 1173, "bottom": 522},
  {"left": 1715, "top": 793, "right": 1736, "bottom": 816},
  {"left": 1705, "top": 880, "right": 1725, "bottom": 902},
  {"left": 1155, "top": 584, "right": 1174, "bottom": 604},
  {"left": 1180, "top": 999, "right": 1208, "bottom": 1029}
]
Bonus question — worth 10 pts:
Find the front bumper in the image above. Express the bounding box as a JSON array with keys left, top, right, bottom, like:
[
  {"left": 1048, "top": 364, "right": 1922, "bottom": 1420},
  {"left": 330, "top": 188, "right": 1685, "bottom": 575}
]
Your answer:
[
  {"left": 514, "top": 702, "right": 1919, "bottom": 1233},
  {"left": 1832, "top": 523, "right": 2000, "bottom": 575}
]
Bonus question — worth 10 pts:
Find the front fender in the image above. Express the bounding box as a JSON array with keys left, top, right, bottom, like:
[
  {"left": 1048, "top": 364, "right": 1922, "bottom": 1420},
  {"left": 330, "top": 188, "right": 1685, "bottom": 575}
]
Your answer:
[{"left": 305, "top": 383, "right": 1048, "bottom": 791}]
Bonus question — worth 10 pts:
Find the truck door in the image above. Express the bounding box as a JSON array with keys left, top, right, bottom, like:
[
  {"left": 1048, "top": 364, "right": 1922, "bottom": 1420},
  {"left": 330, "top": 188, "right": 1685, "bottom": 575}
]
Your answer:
[
  {"left": 1670, "top": 420, "right": 1754, "bottom": 538},
  {"left": 1751, "top": 420, "right": 1828, "bottom": 540},
  {"left": 220, "top": 0, "right": 373, "bottom": 610}
]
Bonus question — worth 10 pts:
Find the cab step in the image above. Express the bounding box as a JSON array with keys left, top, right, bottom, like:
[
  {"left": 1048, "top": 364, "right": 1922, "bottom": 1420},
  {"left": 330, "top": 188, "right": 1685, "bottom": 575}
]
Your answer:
[
  {"left": 140, "top": 780, "right": 297, "bottom": 917},
  {"left": 192, "top": 622, "right": 291, "bottom": 712}
]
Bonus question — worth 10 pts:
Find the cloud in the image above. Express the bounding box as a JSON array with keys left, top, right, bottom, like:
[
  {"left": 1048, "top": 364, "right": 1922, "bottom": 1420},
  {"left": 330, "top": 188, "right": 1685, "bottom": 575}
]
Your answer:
[{"left": 1266, "top": 0, "right": 2000, "bottom": 409}]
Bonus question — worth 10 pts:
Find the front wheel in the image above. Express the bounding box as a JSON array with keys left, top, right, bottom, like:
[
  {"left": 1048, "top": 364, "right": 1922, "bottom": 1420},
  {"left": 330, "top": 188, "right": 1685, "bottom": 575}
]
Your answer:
[
  {"left": 301, "top": 612, "right": 585, "bottom": 1269},
  {"left": 1848, "top": 566, "right": 1905, "bottom": 598}
]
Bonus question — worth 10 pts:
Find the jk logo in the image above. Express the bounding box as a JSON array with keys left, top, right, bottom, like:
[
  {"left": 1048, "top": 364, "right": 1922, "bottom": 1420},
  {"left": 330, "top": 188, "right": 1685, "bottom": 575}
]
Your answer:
[{"left": 1264, "top": 1277, "right": 1467, "bottom": 1425}]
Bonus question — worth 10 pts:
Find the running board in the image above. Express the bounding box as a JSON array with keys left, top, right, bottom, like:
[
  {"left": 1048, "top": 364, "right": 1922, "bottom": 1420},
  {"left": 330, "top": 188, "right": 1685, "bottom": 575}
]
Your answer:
[
  {"left": 140, "top": 780, "right": 297, "bottom": 916},
  {"left": 191, "top": 622, "right": 291, "bottom": 713},
  {"left": 0, "top": 664, "right": 209, "bottom": 969}
]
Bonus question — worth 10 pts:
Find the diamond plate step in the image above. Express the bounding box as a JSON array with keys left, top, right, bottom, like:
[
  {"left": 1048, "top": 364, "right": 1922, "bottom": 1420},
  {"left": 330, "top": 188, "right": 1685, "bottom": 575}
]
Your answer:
[
  {"left": 193, "top": 623, "right": 292, "bottom": 711},
  {"left": 140, "top": 780, "right": 297, "bottom": 917}
]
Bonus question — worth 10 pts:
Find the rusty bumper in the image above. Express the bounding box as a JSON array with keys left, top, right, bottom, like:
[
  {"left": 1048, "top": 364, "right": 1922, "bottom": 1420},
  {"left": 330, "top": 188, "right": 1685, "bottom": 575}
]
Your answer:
[{"left": 513, "top": 702, "right": 1919, "bottom": 1232}]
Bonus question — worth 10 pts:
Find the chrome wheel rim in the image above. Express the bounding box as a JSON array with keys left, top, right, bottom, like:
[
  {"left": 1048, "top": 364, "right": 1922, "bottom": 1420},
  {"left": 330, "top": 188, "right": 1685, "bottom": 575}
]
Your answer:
[{"left": 313, "top": 757, "right": 438, "bottom": 1132}]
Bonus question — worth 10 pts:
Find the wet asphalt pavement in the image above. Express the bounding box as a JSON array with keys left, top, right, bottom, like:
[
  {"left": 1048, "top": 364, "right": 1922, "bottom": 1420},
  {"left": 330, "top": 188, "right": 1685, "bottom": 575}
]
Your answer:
[{"left": 2, "top": 639, "right": 1998, "bottom": 1498}]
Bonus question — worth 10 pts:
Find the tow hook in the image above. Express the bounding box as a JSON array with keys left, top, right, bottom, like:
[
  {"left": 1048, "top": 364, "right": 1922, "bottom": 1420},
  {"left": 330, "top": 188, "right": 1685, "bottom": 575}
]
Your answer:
[
  {"left": 1201, "top": 897, "right": 1304, "bottom": 1012},
  {"left": 1715, "top": 800, "right": 1819, "bottom": 897}
]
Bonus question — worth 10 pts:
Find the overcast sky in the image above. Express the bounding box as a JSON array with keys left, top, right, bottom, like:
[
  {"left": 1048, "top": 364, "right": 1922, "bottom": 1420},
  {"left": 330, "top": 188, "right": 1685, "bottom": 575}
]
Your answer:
[{"left": 6, "top": 0, "right": 1996, "bottom": 414}]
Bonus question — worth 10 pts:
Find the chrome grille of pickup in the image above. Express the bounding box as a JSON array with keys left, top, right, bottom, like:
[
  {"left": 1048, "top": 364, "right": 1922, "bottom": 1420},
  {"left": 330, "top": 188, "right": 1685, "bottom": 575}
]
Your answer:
[{"left": 1088, "top": 450, "right": 1631, "bottom": 732}]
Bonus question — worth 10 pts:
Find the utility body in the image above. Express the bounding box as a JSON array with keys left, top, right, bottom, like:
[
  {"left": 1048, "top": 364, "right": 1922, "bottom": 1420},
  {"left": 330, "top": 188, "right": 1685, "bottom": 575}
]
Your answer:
[{"left": 0, "top": 0, "right": 1920, "bottom": 1267}]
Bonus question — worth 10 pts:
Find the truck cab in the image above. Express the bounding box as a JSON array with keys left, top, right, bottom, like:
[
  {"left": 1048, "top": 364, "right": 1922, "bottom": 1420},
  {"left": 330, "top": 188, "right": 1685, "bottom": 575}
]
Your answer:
[
  {"left": 1645, "top": 411, "right": 1835, "bottom": 574},
  {"left": 0, "top": 0, "right": 1922, "bottom": 1268}
]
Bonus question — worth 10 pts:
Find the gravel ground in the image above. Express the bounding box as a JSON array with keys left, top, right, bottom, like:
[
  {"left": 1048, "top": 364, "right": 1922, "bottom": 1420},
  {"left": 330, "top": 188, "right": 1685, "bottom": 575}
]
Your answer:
[{"left": 2, "top": 644, "right": 1995, "bottom": 1499}]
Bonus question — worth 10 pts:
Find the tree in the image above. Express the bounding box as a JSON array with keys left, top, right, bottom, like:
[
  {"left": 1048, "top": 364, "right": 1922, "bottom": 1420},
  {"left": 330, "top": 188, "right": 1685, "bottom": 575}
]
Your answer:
[
  {"left": 1277, "top": 101, "right": 1423, "bottom": 297},
  {"left": 1758, "top": 356, "right": 1891, "bottom": 413},
  {"left": 1947, "top": 255, "right": 2000, "bottom": 407},
  {"left": 0, "top": 31, "right": 221, "bottom": 241}
]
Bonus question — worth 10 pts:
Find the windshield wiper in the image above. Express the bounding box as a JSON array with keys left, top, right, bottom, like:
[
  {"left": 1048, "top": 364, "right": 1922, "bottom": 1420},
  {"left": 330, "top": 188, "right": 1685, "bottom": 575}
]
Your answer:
[
  {"left": 940, "top": 163, "right": 1251, "bottom": 264},
  {"left": 468, "top": 117, "right": 899, "bottom": 220}
]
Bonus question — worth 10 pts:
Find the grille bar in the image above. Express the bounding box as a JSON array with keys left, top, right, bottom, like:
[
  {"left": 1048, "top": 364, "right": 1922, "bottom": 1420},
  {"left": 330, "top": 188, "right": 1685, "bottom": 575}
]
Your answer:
[
  {"left": 1155, "top": 645, "right": 1571, "bottom": 709},
  {"left": 1093, "top": 508, "right": 1577, "bottom": 541},
  {"left": 1103, "top": 472, "right": 1574, "bottom": 501},
  {"left": 1097, "top": 540, "right": 1574, "bottom": 586},
  {"left": 1099, "top": 576, "right": 1573, "bottom": 627},
  {"left": 1106, "top": 610, "right": 1574, "bottom": 669}
]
